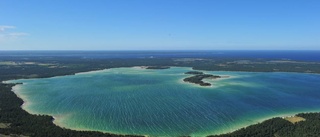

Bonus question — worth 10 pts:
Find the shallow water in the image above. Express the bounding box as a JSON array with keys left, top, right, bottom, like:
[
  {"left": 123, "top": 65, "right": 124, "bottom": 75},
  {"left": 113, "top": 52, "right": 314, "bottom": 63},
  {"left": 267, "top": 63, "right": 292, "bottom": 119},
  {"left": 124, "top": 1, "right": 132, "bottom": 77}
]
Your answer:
[{"left": 6, "top": 67, "right": 320, "bottom": 136}]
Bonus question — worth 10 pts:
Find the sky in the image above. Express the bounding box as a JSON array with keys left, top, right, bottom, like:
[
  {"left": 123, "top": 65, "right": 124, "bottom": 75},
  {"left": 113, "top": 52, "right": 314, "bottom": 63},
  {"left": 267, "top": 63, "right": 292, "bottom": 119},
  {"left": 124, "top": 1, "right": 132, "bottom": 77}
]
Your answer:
[{"left": 1, "top": 0, "right": 320, "bottom": 50}]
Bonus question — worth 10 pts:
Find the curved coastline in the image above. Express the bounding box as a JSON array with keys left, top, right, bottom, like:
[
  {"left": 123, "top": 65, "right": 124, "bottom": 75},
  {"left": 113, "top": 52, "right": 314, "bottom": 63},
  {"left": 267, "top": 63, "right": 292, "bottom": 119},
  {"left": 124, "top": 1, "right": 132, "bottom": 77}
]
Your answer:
[
  {"left": 4, "top": 66, "right": 320, "bottom": 137},
  {"left": 209, "top": 109, "right": 320, "bottom": 136},
  {"left": 7, "top": 83, "right": 320, "bottom": 136},
  {"left": 7, "top": 82, "right": 146, "bottom": 137},
  {"left": 52, "top": 114, "right": 145, "bottom": 137},
  {"left": 11, "top": 85, "right": 34, "bottom": 114}
]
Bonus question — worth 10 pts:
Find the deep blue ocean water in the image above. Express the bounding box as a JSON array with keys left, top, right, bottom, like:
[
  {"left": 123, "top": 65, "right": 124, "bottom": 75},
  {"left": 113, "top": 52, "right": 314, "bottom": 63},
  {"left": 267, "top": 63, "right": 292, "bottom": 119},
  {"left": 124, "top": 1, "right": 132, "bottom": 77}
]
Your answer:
[
  {"left": 1, "top": 50, "right": 320, "bottom": 62},
  {"left": 6, "top": 67, "right": 320, "bottom": 136}
]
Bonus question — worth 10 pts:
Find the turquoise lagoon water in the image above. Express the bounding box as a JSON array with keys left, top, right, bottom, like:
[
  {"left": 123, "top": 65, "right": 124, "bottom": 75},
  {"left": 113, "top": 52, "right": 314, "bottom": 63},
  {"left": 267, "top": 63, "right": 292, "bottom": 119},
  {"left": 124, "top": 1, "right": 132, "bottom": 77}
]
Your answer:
[{"left": 6, "top": 67, "right": 320, "bottom": 136}]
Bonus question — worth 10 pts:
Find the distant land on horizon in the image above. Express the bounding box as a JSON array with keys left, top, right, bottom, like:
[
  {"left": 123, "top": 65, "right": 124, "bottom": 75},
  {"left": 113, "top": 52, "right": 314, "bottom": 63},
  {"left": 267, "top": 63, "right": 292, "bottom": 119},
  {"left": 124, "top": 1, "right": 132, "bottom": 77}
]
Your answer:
[{"left": 1, "top": 50, "right": 320, "bottom": 62}]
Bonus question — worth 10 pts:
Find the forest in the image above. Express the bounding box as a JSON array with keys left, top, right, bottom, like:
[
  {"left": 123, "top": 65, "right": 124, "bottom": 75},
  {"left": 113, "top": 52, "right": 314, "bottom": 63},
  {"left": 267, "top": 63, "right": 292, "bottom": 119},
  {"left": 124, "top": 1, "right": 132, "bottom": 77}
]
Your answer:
[{"left": 210, "top": 113, "right": 320, "bottom": 137}]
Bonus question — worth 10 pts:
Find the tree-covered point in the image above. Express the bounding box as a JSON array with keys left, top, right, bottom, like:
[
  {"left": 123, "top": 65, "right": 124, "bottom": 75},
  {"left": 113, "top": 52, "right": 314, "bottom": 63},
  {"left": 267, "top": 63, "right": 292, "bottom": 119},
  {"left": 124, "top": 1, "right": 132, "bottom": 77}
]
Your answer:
[
  {"left": 209, "top": 117, "right": 292, "bottom": 137},
  {"left": 145, "top": 66, "right": 170, "bottom": 69},
  {"left": 184, "top": 71, "right": 204, "bottom": 75}
]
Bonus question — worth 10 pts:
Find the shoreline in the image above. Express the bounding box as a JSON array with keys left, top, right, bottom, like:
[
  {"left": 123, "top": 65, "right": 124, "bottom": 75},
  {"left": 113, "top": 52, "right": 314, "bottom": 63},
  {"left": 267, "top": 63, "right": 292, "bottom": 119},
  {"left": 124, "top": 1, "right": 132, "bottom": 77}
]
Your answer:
[
  {"left": 4, "top": 66, "right": 320, "bottom": 137},
  {"left": 7, "top": 83, "right": 146, "bottom": 137},
  {"left": 2, "top": 65, "right": 319, "bottom": 85},
  {"left": 74, "top": 68, "right": 110, "bottom": 75},
  {"left": 21, "top": 87, "right": 320, "bottom": 137},
  {"left": 192, "top": 68, "right": 320, "bottom": 75},
  {"left": 52, "top": 115, "right": 143, "bottom": 137},
  {"left": 11, "top": 85, "right": 33, "bottom": 113},
  {"left": 210, "top": 109, "right": 320, "bottom": 136}
]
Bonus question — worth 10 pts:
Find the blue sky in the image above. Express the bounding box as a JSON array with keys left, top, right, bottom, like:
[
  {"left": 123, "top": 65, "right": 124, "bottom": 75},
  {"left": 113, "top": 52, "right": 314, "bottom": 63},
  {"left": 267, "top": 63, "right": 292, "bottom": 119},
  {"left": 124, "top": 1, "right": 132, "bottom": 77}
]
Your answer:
[{"left": 1, "top": 0, "right": 319, "bottom": 50}]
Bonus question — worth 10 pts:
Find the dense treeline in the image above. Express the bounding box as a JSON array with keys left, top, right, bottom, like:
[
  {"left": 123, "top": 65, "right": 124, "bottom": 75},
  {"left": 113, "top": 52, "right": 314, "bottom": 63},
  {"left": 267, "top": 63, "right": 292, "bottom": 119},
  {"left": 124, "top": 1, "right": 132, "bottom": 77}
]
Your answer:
[
  {"left": 210, "top": 117, "right": 292, "bottom": 137},
  {"left": 1, "top": 56, "right": 320, "bottom": 136},
  {"left": 211, "top": 113, "right": 320, "bottom": 137},
  {"left": 145, "top": 66, "right": 170, "bottom": 69},
  {"left": 184, "top": 71, "right": 204, "bottom": 75},
  {"left": 276, "top": 113, "right": 320, "bottom": 137}
]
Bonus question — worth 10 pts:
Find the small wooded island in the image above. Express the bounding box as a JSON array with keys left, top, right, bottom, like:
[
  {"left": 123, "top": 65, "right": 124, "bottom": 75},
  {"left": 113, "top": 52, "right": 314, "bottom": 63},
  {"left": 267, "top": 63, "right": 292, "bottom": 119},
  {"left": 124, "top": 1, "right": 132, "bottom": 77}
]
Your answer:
[{"left": 184, "top": 71, "right": 221, "bottom": 86}]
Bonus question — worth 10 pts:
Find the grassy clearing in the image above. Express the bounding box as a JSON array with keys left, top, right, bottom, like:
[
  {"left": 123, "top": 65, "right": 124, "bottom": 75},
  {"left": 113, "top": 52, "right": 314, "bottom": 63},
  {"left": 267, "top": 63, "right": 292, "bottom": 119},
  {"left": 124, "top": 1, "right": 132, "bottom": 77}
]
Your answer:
[
  {"left": 284, "top": 116, "right": 306, "bottom": 124},
  {"left": 0, "top": 123, "right": 10, "bottom": 128}
]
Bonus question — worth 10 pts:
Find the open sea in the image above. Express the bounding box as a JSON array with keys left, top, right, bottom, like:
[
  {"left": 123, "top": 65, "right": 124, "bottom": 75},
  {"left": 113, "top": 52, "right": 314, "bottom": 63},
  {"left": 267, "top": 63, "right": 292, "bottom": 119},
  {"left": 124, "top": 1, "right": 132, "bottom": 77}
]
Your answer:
[{"left": 3, "top": 50, "right": 320, "bottom": 136}]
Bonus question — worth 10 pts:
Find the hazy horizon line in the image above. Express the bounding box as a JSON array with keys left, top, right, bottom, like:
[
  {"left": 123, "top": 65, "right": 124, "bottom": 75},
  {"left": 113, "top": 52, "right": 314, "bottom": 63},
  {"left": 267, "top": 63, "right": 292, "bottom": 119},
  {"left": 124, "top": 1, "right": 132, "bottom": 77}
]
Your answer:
[{"left": 1, "top": 49, "right": 320, "bottom": 52}]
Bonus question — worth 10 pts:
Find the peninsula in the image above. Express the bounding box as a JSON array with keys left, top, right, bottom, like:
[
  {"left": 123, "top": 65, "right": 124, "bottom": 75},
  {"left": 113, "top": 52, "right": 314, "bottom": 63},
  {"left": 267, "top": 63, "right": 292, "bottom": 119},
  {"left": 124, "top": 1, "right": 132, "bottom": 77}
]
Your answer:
[{"left": 145, "top": 66, "right": 170, "bottom": 69}]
